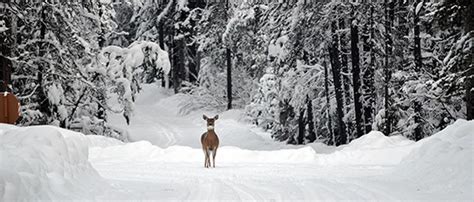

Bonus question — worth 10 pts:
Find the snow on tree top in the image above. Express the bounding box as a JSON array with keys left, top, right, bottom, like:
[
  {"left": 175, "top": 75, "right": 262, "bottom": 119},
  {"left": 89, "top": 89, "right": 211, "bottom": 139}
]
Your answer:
[{"left": 100, "top": 41, "right": 171, "bottom": 75}]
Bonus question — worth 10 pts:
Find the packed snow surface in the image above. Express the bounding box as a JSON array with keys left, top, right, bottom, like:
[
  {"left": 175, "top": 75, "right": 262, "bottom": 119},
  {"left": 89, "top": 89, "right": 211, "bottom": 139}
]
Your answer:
[{"left": 1, "top": 84, "right": 473, "bottom": 201}]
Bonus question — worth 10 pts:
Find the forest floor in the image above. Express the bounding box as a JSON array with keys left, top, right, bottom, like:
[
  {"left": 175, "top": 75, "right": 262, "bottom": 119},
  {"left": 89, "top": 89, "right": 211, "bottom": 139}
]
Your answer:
[{"left": 88, "top": 84, "right": 471, "bottom": 201}]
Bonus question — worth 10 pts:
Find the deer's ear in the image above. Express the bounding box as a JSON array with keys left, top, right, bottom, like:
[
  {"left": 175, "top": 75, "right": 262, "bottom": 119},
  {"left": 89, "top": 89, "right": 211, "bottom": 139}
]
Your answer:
[
  {"left": 203, "top": 115, "right": 208, "bottom": 120},
  {"left": 214, "top": 115, "right": 219, "bottom": 120}
]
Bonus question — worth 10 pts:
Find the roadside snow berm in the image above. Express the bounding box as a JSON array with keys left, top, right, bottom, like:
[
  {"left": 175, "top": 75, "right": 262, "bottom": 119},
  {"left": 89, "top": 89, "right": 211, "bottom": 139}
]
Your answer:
[
  {"left": 395, "top": 119, "right": 473, "bottom": 197},
  {"left": 0, "top": 125, "right": 107, "bottom": 201}
]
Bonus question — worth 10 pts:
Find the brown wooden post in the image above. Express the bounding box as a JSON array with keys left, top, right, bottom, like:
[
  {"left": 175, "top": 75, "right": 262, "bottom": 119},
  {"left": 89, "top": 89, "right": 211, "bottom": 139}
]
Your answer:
[{"left": 0, "top": 56, "right": 18, "bottom": 124}]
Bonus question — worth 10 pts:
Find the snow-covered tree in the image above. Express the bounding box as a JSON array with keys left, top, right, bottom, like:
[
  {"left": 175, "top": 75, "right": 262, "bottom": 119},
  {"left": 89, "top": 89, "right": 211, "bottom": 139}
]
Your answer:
[{"left": 96, "top": 41, "right": 170, "bottom": 124}]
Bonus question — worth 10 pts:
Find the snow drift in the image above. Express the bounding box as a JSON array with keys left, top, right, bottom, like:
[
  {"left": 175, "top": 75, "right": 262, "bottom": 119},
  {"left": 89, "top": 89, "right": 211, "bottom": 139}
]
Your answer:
[
  {"left": 90, "top": 130, "right": 416, "bottom": 166},
  {"left": 90, "top": 142, "right": 318, "bottom": 164},
  {"left": 314, "top": 131, "right": 416, "bottom": 166},
  {"left": 0, "top": 125, "right": 107, "bottom": 201},
  {"left": 395, "top": 119, "right": 474, "bottom": 198}
]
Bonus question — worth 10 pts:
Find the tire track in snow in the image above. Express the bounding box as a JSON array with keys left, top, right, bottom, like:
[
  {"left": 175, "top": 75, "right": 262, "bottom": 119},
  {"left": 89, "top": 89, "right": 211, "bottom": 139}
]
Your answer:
[
  {"left": 337, "top": 178, "right": 400, "bottom": 200},
  {"left": 189, "top": 178, "right": 237, "bottom": 201},
  {"left": 153, "top": 119, "right": 178, "bottom": 147},
  {"left": 131, "top": 102, "right": 183, "bottom": 147},
  {"left": 92, "top": 159, "right": 419, "bottom": 201},
  {"left": 218, "top": 177, "right": 257, "bottom": 201}
]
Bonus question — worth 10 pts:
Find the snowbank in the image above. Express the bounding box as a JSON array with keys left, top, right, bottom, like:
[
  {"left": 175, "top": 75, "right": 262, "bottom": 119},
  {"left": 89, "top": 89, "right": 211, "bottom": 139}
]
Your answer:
[
  {"left": 395, "top": 119, "right": 473, "bottom": 198},
  {"left": 90, "top": 131, "right": 416, "bottom": 166},
  {"left": 346, "top": 131, "right": 413, "bottom": 149},
  {"left": 85, "top": 134, "right": 124, "bottom": 148},
  {"left": 314, "top": 131, "right": 415, "bottom": 166},
  {"left": 90, "top": 141, "right": 317, "bottom": 164},
  {"left": 0, "top": 125, "right": 107, "bottom": 201}
]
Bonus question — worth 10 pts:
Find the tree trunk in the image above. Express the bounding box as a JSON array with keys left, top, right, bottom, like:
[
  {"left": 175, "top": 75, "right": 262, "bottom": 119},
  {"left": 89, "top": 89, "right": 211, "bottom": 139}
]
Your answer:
[
  {"left": 339, "top": 18, "right": 352, "bottom": 137},
  {"left": 297, "top": 109, "right": 305, "bottom": 145},
  {"left": 225, "top": 1, "right": 232, "bottom": 110},
  {"left": 38, "top": 5, "right": 50, "bottom": 124},
  {"left": 339, "top": 18, "right": 350, "bottom": 108},
  {"left": 413, "top": 2, "right": 422, "bottom": 71},
  {"left": 306, "top": 95, "right": 316, "bottom": 143},
  {"left": 384, "top": 0, "right": 393, "bottom": 136},
  {"left": 226, "top": 48, "right": 232, "bottom": 110},
  {"left": 323, "top": 60, "right": 334, "bottom": 145},
  {"left": 413, "top": 0, "right": 423, "bottom": 140},
  {"left": 329, "top": 21, "right": 347, "bottom": 146},
  {"left": 172, "top": 36, "right": 184, "bottom": 93},
  {"left": 467, "top": 69, "right": 474, "bottom": 120},
  {"left": 159, "top": 21, "right": 165, "bottom": 50},
  {"left": 350, "top": 19, "right": 364, "bottom": 139},
  {"left": 363, "top": 5, "right": 375, "bottom": 134},
  {"left": 464, "top": 0, "right": 474, "bottom": 120}
]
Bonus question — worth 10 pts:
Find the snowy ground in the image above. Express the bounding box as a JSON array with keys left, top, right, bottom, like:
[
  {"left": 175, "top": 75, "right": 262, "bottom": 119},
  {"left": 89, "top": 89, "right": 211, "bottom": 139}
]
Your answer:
[{"left": 1, "top": 84, "right": 473, "bottom": 201}]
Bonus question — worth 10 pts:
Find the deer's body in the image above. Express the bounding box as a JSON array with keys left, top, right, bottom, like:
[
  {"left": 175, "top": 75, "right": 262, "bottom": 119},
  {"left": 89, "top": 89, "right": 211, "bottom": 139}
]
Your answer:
[{"left": 201, "top": 115, "right": 219, "bottom": 168}]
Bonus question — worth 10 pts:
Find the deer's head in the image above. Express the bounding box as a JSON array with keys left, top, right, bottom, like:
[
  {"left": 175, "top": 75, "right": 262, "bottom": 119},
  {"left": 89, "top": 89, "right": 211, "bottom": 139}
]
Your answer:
[{"left": 203, "top": 114, "right": 219, "bottom": 131}]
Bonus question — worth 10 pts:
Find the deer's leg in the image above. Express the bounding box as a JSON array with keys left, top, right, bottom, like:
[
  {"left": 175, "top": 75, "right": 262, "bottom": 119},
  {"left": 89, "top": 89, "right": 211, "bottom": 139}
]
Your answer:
[
  {"left": 209, "top": 150, "right": 214, "bottom": 168},
  {"left": 206, "top": 149, "right": 211, "bottom": 168},
  {"left": 212, "top": 148, "right": 217, "bottom": 168},
  {"left": 203, "top": 149, "right": 208, "bottom": 168}
]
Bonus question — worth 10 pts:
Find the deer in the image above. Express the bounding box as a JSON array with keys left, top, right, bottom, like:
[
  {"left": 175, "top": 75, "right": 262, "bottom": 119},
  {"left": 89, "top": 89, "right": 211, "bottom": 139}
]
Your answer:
[{"left": 201, "top": 114, "right": 219, "bottom": 168}]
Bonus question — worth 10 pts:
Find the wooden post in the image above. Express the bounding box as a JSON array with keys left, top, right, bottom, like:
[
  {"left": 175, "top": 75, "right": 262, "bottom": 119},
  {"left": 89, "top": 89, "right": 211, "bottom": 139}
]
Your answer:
[{"left": 0, "top": 56, "right": 19, "bottom": 124}]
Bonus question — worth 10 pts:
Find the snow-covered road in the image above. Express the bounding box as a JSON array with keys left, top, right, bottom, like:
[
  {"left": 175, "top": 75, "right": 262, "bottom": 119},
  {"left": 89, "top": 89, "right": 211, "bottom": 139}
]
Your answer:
[
  {"left": 93, "top": 161, "right": 404, "bottom": 201},
  {"left": 90, "top": 84, "right": 471, "bottom": 201},
  {"left": 107, "top": 85, "right": 287, "bottom": 150}
]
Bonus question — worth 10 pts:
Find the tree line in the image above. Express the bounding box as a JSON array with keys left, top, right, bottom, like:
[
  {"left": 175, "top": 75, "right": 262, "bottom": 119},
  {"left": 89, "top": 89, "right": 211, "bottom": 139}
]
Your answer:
[
  {"left": 200, "top": 0, "right": 473, "bottom": 145},
  {"left": 0, "top": 0, "right": 472, "bottom": 145}
]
